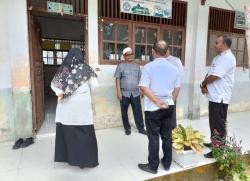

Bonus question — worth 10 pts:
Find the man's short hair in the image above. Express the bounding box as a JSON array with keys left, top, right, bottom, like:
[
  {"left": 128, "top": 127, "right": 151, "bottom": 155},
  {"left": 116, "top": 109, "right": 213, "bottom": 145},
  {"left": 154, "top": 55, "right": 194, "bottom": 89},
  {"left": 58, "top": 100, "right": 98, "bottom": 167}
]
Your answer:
[
  {"left": 153, "top": 40, "right": 168, "bottom": 56},
  {"left": 218, "top": 35, "right": 232, "bottom": 48}
]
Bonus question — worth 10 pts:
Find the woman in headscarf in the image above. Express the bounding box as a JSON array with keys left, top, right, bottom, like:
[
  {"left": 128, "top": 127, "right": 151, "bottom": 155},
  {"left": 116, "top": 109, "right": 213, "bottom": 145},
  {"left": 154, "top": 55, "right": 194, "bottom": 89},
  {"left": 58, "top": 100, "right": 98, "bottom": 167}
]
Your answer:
[{"left": 51, "top": 48, "right": 99, "bottom": 169}]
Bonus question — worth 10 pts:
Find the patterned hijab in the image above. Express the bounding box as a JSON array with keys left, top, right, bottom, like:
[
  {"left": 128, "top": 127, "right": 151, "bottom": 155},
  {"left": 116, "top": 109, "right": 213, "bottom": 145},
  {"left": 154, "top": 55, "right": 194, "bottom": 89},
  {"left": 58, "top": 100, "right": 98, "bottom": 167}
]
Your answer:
[{"left": 51, "top": 48, "right": 97, "bottom": 98}]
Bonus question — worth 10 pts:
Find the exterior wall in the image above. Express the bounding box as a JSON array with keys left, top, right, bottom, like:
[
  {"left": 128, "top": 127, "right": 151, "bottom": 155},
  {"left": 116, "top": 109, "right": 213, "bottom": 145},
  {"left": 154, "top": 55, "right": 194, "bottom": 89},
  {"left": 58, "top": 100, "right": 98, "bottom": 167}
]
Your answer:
[
  {"left": 192, "top": 0, "right": 250, "bottom": 116},
  {"left": 1, "top": 0, "right": 250, "bottom": 142},
  {"left": 90, "top": 0, "right": 250, "bottom": 130},
  {"left": 246, "top": 5, "right": 250, "bottom": 78},
  {"left": 0, "top": 0, "right": 32, "bottom": 142}
]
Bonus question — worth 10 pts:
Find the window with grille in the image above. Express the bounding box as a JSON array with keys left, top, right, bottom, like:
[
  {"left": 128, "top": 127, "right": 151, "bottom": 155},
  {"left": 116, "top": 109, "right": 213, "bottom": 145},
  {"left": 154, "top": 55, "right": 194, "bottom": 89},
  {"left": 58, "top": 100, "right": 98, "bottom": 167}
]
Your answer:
[
  {"left": 207, "top": 7, "right": 248, "bottom": 67},
  {"left": 207, "top": 32, "right": 247, "bottom": 67},
  {"left": 134, "top": 25, "right": 159, "bottom": 61},
  {"left": 162, "top": 28, "right": 185, "bottom": 63},
  {"left": 42, "top": 39, "right": 84, "bottom": 65},
  {"left": 101, "top": 21, "right": 130, "bottom": 63},
  {"left": 98, "top": 0, "right": 187, "bottom": 65}
]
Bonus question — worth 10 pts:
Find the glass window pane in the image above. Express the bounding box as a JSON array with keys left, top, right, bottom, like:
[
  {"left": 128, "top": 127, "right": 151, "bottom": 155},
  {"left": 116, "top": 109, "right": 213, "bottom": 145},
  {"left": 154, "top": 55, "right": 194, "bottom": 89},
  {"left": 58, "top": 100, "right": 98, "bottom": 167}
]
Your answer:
[
  {"left": 117, "top": 44, "right": 128, "bottom": 60},
  {"left": 231, "top": 37, "right": 237, "bottom": 50},
  {"left": 168, "top": 46, "right": 173, "bottom": 55},
  {"left": 103, "top": 42, "right": 115, "bottom": 60},
  {"left": 117, "top": 25, "right": 128, "bottom": 42},
  {"left": 209, "top": 34, "right": 217, "bottom": 49},
  {"left": 57, "top": 58, "right": 63, "bottom": 65},
  {"left": 55, "top": 40, "right": 60, "bottom": 49},
  {"left": 173, "top": 31, "right": 182, "bottom": 46},
  {"left": 237, "top": 52, "right": 244, "bottom": 65},
  {"left": 146, "top": 45, "right": 153, "bottom": 61},
  {"left": 57, "top": 52, "right": 62, "bottom": 59},
  {"left": 147, "top": 28, "right": 157, "bottom": 44},
  {"left": 43, "top": 51, "right": 47, "bottom": 58},
  {"left": 163, "top": 30, "right": 172, "bottom": 45},
  {"left": 135, "top": 27, "right": 146, "bottom": 43},
  {"left": 47, "top": 51, "right": 53, "bottom": 58},
  {"left": 48, "top": 58, "right": 54, "bottom": 65},
  {"left": 173, "top": 47, "right": 182, "bottom": 59},
  {"left": 238, "top": 38, "right": 245, "bottom": 51},
  {"left": 43, "top": 58, "right": 47, "bottom": 64},
  {"left": 103, "top": 23, "right": 115, "bottom": 41},
  {"left": 135, "top": 45, "right": 146, "bottom": 61},
  {"left": 208, "top": 49, "right": 216, "bottom": 64},
  {"left": 63, "top": 51, "right": 68, "bottom": 58}
]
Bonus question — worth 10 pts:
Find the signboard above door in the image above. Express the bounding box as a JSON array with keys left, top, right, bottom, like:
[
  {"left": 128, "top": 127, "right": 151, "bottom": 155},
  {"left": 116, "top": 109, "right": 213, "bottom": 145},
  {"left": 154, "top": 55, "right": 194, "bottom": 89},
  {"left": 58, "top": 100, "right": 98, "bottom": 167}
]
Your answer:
[
  {"left": 47, "top": 1, "right": 73, "bottom": 15},
  {"left": 234, "top": 11, "right": 246, "bottom": 30},
  {"left": 120, "top": 0, "right": 172, "bottom": 18}
]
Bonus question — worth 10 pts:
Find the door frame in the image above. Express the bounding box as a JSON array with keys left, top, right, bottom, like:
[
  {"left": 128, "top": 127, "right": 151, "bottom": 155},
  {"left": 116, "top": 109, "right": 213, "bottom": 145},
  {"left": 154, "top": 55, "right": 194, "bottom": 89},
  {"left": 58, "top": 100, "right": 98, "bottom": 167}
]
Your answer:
[
  {"left": 27, "top": 7, "right": 88, "bottom": 132},
  {"left": 28, "top": 10, "right": 44, "bottom": 131}
]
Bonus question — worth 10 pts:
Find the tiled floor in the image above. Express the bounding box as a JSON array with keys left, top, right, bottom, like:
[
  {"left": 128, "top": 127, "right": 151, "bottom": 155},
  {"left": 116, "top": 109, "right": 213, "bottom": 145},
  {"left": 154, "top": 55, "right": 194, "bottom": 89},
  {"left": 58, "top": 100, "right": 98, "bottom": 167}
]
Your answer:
[{"left": 1, "top": 111, "right": 250, "bottom": 181}]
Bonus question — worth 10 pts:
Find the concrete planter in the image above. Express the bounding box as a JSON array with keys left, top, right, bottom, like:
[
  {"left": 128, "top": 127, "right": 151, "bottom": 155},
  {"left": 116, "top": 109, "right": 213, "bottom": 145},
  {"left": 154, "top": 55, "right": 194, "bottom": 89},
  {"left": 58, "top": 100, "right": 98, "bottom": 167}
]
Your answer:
[{"left": 172, "top": 148, "right": 203, "bottom": 168}]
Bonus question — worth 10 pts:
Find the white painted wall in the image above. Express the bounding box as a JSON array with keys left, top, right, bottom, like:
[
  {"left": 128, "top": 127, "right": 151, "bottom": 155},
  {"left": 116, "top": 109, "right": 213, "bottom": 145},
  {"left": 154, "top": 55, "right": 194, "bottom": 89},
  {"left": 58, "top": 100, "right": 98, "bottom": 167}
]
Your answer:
[
  {"left": 0, "top": 0, "right": 33, "bottom": 142},
  {"left": 0, "top": 0, "right": 30, "bottom": 89},
  {"left": 0, "top": 0, "right": 31, "bottom": 91},
  {"left": 1, "top": 0, "right": 250, "bottom": 140},
  {"left": 186, "top": 0, "right": 250, "bottom": 116},
  {"left": 88, "top": 0, "right": 99, "bottom": 65},
  {"left": 87, "top": 0, "right": 250, "bottom": 122},
  {"left": 0, "top": 1, "right": 11, "bottom": 89},
  {"left": 206, "top": 0, "right": 250, "bottom": 12}
]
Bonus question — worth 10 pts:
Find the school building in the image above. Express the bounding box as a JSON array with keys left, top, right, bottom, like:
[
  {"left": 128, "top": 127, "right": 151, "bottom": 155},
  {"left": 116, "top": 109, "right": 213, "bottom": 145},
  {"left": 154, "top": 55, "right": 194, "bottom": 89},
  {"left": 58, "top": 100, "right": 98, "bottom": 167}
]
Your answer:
[{"left": 0, "top": 0, "right": 250, "bottom": 142}]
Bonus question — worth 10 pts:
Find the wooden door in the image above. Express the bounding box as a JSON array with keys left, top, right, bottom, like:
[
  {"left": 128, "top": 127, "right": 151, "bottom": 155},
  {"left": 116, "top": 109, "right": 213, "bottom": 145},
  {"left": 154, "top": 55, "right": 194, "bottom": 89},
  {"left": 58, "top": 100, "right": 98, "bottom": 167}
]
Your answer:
[{"left": 28, "top": 12, "right": 45, "bottom": 131}]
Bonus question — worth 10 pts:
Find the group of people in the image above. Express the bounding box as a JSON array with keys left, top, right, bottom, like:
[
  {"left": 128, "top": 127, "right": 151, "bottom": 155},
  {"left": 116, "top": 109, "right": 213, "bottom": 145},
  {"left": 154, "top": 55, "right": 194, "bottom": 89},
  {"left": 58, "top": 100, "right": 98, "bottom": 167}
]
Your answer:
[{"left": 50, "top": 34, "right": 236, "bottom": 174}]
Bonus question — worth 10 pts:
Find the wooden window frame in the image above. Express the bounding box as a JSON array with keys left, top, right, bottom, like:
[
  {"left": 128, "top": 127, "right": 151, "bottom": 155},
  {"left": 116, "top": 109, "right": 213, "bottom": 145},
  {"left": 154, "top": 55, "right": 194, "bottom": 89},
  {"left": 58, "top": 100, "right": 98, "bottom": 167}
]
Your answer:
[
  {"left": 133, "top": 23, "right": 160, "bottom": 62},
  {"left": 99, "top": 18, "right": 132, "bottom": 65},
  {"left": 99, "top": 18, "right": 186, "bottom": 65},
  {"left": 160, "top": 26, "right": 186, "bottom": 65},
  {"left": 206, "top": 30, "right": 249, "bottom": 67}
]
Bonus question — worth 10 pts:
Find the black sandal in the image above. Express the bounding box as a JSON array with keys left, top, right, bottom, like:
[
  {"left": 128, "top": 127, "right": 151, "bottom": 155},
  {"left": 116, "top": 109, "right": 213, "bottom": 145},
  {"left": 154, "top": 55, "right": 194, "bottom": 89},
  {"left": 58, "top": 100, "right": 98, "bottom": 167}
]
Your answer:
[
  {"left": 12, "top": 138, "right": 24, "bottom": 150},
  {"left": 20, "top": 137, "right": 34, "bottom": 148}
]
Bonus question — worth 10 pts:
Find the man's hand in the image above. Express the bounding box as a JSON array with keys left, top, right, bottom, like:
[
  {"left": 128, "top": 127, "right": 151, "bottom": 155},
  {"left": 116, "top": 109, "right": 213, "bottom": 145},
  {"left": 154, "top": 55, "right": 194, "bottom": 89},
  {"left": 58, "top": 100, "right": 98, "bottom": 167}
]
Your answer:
[
  {"left": 58, "top": 93, "right": 64, "bottom": 102},
  {"left": 200, "top": 82, "right": 208, "bottom": 94},
  {"left": 155, "top": 99, "right": 168, "bottom": 109},
  {"left": 117, "top": 92, "right": 122, "bottom": 100},
  {"left": 116, "top": 79, "right": 122, "bottom": 101},
  {"left": 201, "top": 86, "right": 208, "bottom": 94},
  {"left": 140, "top": 86, "right": 168, "bottom": 109}
]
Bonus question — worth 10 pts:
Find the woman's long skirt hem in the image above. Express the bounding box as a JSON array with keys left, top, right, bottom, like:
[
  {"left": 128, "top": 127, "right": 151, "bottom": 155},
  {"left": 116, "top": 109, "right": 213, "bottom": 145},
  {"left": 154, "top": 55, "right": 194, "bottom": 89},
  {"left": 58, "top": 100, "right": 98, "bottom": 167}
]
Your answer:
[{"left": 54, "top": 123, "right": 98, "bottom": 168}]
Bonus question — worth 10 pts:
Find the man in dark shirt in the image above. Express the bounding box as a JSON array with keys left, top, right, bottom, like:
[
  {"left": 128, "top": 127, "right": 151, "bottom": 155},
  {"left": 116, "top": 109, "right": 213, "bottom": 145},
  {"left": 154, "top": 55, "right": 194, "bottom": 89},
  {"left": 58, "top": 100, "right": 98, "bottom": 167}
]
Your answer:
[{"left": 114, "top": 47, "right": 146, "bottom": 135}]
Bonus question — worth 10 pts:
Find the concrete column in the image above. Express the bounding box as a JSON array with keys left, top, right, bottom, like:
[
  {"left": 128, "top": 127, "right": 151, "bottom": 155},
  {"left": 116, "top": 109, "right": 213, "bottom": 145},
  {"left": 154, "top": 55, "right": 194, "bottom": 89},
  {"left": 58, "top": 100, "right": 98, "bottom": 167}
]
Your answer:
[
  {"left": 0, "top": 0, "right": 15, "bottom": 142},
  {"left": 185, "top": 1, "right": 210, "bottom": 119},
  {"left": 0, "top": 0, "right": 33, "bottom": 142},
  {"left": 88, "top": 0, "right": 99, "bottom": 66},
  {"left": 245, "top": 5, "right": 250, "bottom": 78},
  {"left": 10, "top": 0, "right": 33, "bottom": 140}
]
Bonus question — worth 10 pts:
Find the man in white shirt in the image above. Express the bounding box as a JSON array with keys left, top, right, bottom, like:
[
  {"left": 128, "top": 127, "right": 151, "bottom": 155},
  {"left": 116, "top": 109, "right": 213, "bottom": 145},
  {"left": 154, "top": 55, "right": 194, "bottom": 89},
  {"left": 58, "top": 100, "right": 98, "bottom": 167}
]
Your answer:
[
  {"left": 165, "top": 49, "right": 183, "bottom": 129},
  {"left": 200, "top": 35, "right": 236, "bottom": 158},
  {"left": 138, "top": 40, "right": 180, "bottom": 174}
]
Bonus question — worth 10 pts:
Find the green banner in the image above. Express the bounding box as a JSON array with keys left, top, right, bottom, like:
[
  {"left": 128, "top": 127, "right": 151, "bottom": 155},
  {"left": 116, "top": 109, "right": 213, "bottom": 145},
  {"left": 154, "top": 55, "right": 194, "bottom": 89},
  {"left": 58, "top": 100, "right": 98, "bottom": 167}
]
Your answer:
[
  {"left": 120, "top": 0, "right": 172, "bottom": 18},
  {"left": 47, "top": 1, "right": 73, "bottom": 15},
  {"left": 234, "top": 11, "right": 246, "bottom": 30}
]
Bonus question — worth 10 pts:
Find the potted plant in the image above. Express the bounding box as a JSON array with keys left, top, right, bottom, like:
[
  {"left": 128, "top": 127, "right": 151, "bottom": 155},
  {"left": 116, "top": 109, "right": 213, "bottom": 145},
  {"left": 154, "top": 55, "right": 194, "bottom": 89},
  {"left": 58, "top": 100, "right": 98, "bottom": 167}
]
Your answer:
[
  {"left": 211, "top": 130, "right": 250, "bottom": 181},
  {"left": 172, "top": 124, "right": 206, "bottom": 168}
]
